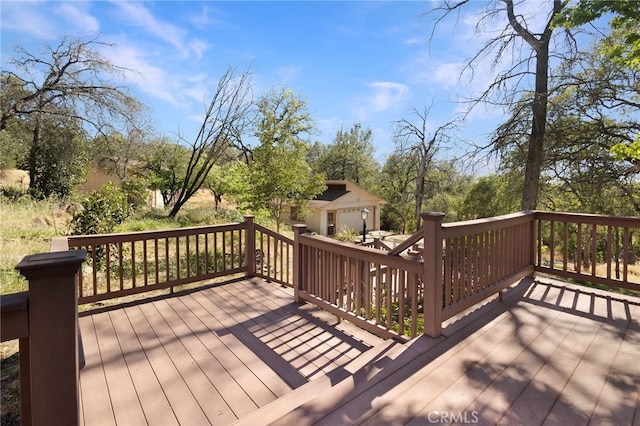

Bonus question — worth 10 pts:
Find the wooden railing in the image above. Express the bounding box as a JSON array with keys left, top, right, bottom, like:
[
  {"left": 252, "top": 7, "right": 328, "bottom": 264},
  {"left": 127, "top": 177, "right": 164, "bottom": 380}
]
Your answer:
[
  {"left": 63, "top": 218, "right": 253, "bottom": 305},
  {"left": 293, "top": 213, "right": 537, "bottom": 339},
  {"left": 440, "top": 212, "right": 535, "bottom": 320},
  {"left": 49, "top": 216, "right": 298, "bottom": 306},
  {"left": 534, "top": 211, "right": 640, "bottom": 292},
  {"left": 293, "top": 225, "right": 425, "bottom": 340},
  {"left": 294, "top": 210, "right": 639, "bottom": 339},
  {"left": 254, "top": 223, "right": 294, "bottom": 286}
]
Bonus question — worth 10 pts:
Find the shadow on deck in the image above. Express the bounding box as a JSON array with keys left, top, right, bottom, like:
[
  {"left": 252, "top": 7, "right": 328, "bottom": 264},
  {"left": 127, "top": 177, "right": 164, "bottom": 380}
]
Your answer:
[
  {"left": 78, "top": 277, "right": 382, "bottom": 425},
  {"left": 79, "top": 276, "right": 640, "bottom": 426}
]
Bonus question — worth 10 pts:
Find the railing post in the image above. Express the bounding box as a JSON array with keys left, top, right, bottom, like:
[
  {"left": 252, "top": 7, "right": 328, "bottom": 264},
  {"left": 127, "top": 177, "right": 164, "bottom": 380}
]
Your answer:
[
  {"left": 244, "top": 215, "right": 256, "bottom": 277},
  {"left": 15, "top": 250, "right": 86, "bottom": 426},
  {"left": 293, "top": 224, "right": 307, "bottom": 303},
  {"left": 422, "top": 212, "right": 445, "bottom": 337}
]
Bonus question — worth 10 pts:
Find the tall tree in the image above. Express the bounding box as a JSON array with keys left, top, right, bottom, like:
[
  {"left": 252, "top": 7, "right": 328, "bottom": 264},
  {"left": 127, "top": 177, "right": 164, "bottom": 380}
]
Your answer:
[
  {"left": 392, "top": 107, "right": 456, "bottom": 229},
  {"left": 430, "top": 0, "right": 566, "bottom": 210},
  {"left": 1, "top": 37, "right": 144, "bottom": 197},
  {"left": 168, "top": 66, "right": 253, "bottom": 217},
  {"left": 380, "top": 152, "right": 416, "bottom": 233},
  {"left": 553, "top": 0, "right": 640, "bottom": 70},
  {"left": 493, "top": 39, "right": 640, "bottom": 215},
  {"left": 248, "top": 87, "right": 325, "bottom": 231},
  {"left": 554, "top": 1, "right": 640, "bottom": 166},
  {"left": 312, "top": 123, "right": 379, "bottom": 189}
]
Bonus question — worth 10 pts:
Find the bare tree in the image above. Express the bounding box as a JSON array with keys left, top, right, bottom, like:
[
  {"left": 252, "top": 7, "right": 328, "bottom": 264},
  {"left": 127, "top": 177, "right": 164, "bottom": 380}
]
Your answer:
[
  {"left": 168, "top": 66, "right": 253, "bottom": 217},
  {"left": 393, "top": 106, "right": 457, "bottom": 229},
  {"left": 1, "top": 37, "right": 145, "bottom": 196},
  {"left": 430, "top": 0, "right": 567, "bottom": 210}
]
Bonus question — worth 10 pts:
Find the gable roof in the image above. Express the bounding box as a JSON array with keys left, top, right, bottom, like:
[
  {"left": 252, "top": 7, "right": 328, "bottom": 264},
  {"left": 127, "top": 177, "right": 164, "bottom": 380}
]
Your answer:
[
  {"left": 314, "top": 182, "right": 349, "bottom": 201},
  {"left": 308, "top": 180, "right": 386, "bottom": 209}
]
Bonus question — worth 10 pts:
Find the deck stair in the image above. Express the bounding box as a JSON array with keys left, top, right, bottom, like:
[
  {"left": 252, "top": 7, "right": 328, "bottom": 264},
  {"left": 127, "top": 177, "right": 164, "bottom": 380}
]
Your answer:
[{"left": 231, "top": 337, "right": 426, "bottom": 426}]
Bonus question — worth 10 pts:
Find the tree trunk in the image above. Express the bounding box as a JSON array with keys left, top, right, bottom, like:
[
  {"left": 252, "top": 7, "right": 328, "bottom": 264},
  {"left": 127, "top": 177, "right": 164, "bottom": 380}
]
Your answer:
[
  {"left": 28, "top": 116, "right": 42, "bottom": 195},
  {"left": 521, "top": 43, "right": 550, "bottom": 210}
]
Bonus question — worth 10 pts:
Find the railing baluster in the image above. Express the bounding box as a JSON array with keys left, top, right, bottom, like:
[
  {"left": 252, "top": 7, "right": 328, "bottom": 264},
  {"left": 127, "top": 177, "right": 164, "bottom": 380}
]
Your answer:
[
  {"left": 606, "top": 226, "right": 613, "bottom": 280},
  {"left": 130, "top": 241, "right": 136, "bottom": 288},
  {"left": 154, "top": 239, "right": 159, "bottom": 285},
  {"left": 623, "top": 226, "right": 630, "bottom": 282}
]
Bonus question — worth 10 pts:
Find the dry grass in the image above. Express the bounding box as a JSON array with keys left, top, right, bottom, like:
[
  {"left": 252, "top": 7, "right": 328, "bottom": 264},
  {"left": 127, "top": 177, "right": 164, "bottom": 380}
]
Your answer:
[
  {"left": 0, "top": 197, "right": 71, "bottom": 295},
  {"left": 0, "top": 341, "right": 19, "bottom": 426}
]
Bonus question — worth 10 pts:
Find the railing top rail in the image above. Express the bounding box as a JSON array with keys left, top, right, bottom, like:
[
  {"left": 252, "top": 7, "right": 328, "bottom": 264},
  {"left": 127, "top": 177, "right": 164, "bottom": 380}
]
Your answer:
[
  {"left": 254, "top": 223, "right": 294, "bottom": 245},
  {"left": 387, "top": 231, "right": 423, "bottom": 256},
  {"left": 67, "top": 222, "right": 247, "bottom": 246},
  {"left": 299, "top": 233, "right": 423, "bottom": 273},
  {"left": 1, "top": 291, "right": 29, "bottom": 342},
  {"left": 442, "top": 211, "right": 535, "bottom": 238},
  {"left": 534, "top": 210, "right": 640, "bottom": 226}
]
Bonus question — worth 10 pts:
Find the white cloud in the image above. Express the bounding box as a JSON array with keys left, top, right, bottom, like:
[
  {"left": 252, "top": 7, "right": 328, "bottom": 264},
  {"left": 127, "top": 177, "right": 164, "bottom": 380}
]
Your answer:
[
  {"left": 55, "top": 3, "right": 100, "bottom": 35},
  {"left": 188, "top": 39, "right": 211, "bottom": 60},
  {"left": 365, "top": 82, "right": 410, "bottom": 112},
  {"left": 109, "top": 1, "right": 190, "bottom": 57},
  {"left": 350, "top": 81, "right": 410, "bottom": 122},
  {"left": 102, "top": 44, "right": 181, "bottom": 106},
  {"left": 186, "top": 4, "right": 232, "bottom": 30},
  {"left": 0, "top": 1, "right": 58, "bottom": 39}
]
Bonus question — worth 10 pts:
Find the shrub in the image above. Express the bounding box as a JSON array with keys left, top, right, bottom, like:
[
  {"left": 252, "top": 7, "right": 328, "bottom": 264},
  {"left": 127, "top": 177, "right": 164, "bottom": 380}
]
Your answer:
[
  {"left": 71, "top": 183, "right": 130, "bottom": 235},
  {"left": 335, "top": 226, "right": 360, "bottom": 243},
  {"left": 0, "top": 185, "right": 29, "bottom": 202},
  {"left": 121, "top": 176, "right": 149, "bottom": 211}
]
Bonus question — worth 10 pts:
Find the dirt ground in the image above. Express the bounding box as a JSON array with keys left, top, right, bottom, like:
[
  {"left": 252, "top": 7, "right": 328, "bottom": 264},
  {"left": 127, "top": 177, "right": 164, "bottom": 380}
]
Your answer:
[{"left": 0, "top": 170, "right": 29, "bottom": 189}]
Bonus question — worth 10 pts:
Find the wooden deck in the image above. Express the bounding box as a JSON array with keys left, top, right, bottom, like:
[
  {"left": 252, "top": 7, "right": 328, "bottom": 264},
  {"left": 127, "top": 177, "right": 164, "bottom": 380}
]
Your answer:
[
  {"left": 78, "top": 277, "right": 382, "bottom": 425},
  {"left": 79, "top": 276, "right": 640, "bottom": 425}
]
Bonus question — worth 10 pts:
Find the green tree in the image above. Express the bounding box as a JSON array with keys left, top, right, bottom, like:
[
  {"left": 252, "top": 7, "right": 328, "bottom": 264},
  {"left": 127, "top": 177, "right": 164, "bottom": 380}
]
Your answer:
[
  {"left": 421, "top": 161, "right": 470, "bottom": 220},
  {"left": 0, "top": 75, "right": 31, "bottom": 170},
  {"left": 248, "top": 87, "right": 326, "bottom": 231},
  {"left": 553, "top": 0, "right": 640, "bottom": 70},
  {"left": 380, "top": 152, "right": 416, "bottom": 233},
  {"left": 1, "top": 38, "right": 145, "bottom": 198},
  {"left": 204, "top": 161, "right": 249, "bottom": 209},
  {"left": 28, "top": 116, "right": 86, "bottom": 198},
  {"left": 141, "top": 137, "right": 190, "bottom": 207},
  {"left": 555, "top": 1, "right": 640, "bottom": 165},
  {"left": 312, "top": 123, "right": 379, "bottom": 189},
  {"left": 460, "top": 174, "right": 519, "bottom": 219}
]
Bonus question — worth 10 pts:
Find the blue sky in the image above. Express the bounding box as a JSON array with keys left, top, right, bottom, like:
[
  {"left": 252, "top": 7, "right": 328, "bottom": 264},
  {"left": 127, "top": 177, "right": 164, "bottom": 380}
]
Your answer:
[{"left": 1, "top": 1, "right": 561, "bottom": 169}]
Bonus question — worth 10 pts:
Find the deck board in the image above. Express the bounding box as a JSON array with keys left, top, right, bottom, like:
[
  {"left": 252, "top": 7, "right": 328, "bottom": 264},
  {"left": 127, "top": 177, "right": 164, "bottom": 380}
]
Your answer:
[
  {"left": 109, "top": 306, "right": 179, "bottom": 426},
  {"left": 78, "top": 315, "right": 116, "bottom": 425},
  {"left": 272, "top": 277, "right": 640, "bottom": 426},
  {"left": 79, "top": 278, "right": 381, "bottom": 425},
  {"left": 79, "top": 277, "right": 639, "bottom": 426}
]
